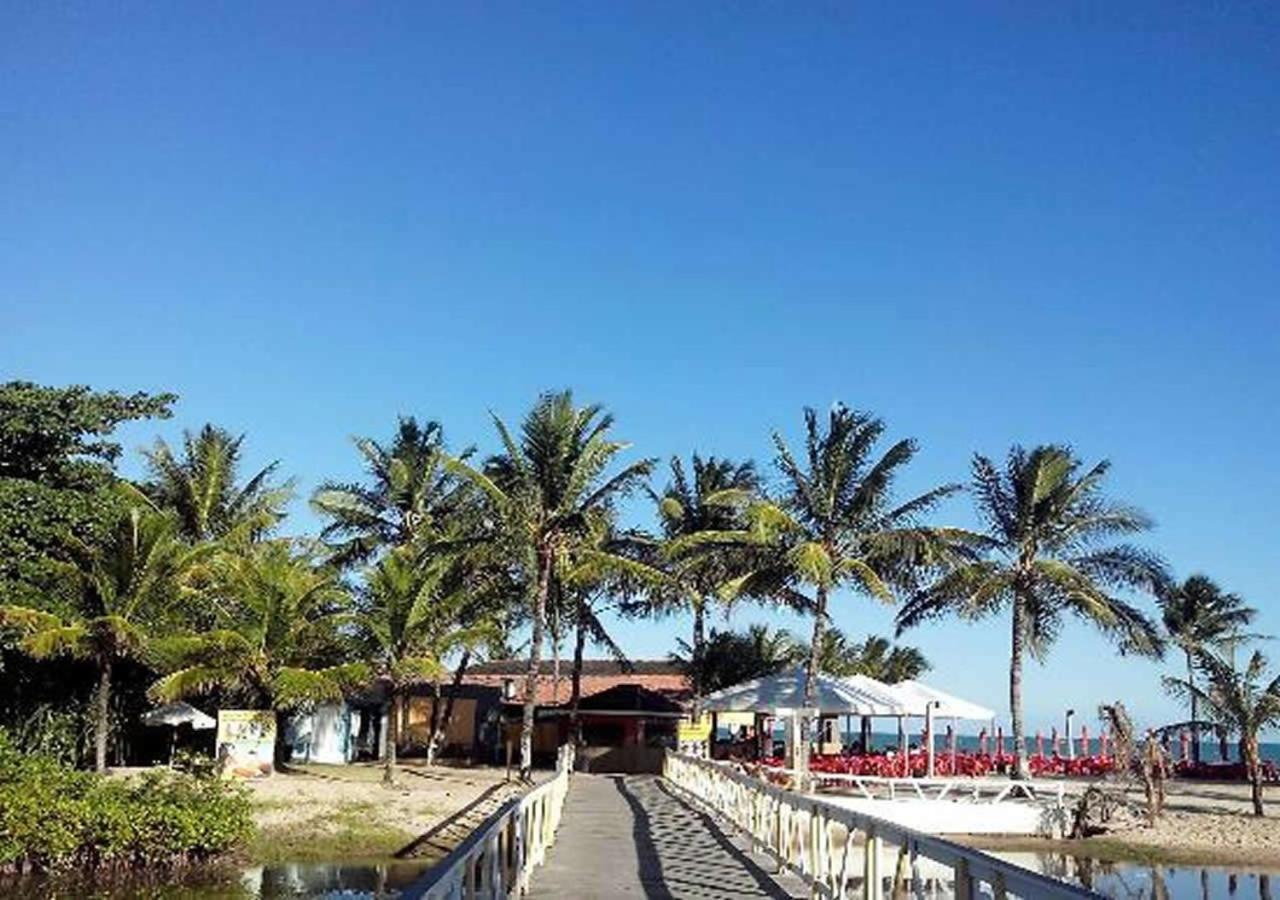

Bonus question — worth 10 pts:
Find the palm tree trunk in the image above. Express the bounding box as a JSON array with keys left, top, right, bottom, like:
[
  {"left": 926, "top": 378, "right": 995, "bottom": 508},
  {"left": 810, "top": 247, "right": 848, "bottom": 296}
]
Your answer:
[
  {"left": 1186, "top": 649, "right": 1199, "bottom": 764},
  {"left": 437, "top": 649, "right": 472, "bottom": 760},
  {"left": 1010, "top": 594, "right": 1028, "bottom": 779},
  {"left": 569, "top": 606, "right": 588, "bottom": 748},
  {"left": 691, "top": 600, "right": 706, "bottom": 718},
  {"left": 520, "top": 545, "right": 552, "bottom": 780},
  {"left": 1246, "top": 737, "right": 1265, "bottom": 816},
  {"left": 94, "top": 657, "right": 113, "bottom": 774},
  {"left": 384, "top": 693, "right": 399, "bottom": 786},
  {"left": 426, "top": 675, "right": 443, "bottom": 765},
  {"left": 804, "top": 588, "right": 828, "bottom": 707}
]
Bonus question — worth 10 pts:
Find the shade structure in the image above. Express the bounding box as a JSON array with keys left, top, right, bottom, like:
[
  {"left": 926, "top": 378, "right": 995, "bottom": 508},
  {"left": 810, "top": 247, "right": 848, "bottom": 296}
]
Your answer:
[
  {"left": 888, "top": 680, "right": 995, "bottom": 721},
  {"left": 702, "top": 667, "right": 906, "bottom": 716},
  {"left": 842, "top": 674, "right": 924, "bottom": 713},
  {"left": 141, "top": 702, "right": 216, "bottom": 730}
]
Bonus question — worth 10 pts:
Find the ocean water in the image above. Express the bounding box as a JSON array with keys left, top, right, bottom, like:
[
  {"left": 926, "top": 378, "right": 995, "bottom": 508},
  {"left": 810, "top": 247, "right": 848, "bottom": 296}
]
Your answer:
[{"left": 745, "top": 727, "right": 1280, "bottom": 763}]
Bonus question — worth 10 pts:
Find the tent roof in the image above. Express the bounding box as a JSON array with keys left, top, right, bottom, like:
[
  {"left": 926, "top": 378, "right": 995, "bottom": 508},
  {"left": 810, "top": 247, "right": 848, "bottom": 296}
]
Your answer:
[
  {"left": 141, "top": 702, "right": 216, "bottom": 730},
  {"left": 889, "top": 680, "right": 996, "bottom": 721},
  {"left": 702, "top": 668, "right": 906, "bottom": 715}
]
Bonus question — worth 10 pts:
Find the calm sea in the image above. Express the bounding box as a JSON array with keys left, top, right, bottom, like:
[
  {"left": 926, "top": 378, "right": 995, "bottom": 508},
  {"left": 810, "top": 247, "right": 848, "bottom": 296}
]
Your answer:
[{"left": 748, "top": 727, "right": 1280, "bottom": 763}]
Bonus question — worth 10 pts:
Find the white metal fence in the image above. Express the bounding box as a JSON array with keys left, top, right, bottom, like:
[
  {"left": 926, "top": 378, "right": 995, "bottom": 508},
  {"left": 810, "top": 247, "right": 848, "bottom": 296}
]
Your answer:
[
  {"left": 663, "top": 752, "right": 1099, "bottom": 900},
  {"left": 765, "top": 765, "right": 1068, "bottom": 805},
  {"left": 403, "top": 744, "right": 575, "bottom": 900}
]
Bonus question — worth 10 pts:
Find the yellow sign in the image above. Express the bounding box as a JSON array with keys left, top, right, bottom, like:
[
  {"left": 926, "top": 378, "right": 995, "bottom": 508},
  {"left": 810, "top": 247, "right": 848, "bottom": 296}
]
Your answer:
[
  {"left": 678, "top": 714, "right": 712, "bottom": 743},
  {"left": 216, "top": 710, "right": 276, "bottom": 779}
]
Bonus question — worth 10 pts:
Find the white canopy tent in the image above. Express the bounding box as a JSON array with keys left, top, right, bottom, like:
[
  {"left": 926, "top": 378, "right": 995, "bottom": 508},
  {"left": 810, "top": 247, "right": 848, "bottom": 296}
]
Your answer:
[
  {"left": 890, "top": 680, "right": 996, "bottom": 721},
  {"left": 840, "top": 676, "right": 996, "bottom": 777},
  {"left": 702, "top": 667, "right": 907, "bottom": 716}
]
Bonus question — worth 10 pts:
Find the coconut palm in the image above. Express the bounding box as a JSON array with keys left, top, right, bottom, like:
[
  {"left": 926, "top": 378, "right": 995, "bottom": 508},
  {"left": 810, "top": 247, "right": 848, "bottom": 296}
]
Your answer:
[
  {"left": 649, "top": 454, "right": 760, "bottom": 706},
  {"left": 144, "top": 424, "right": 292, "bottom": 543},
  {"left": 805, "top": 629, "right": 930, "bottom": 682},
  {"left": 311, "top": 417, "right": 472, "bottom": 567},
  {"left": 149, "top": 539, "right": 365, "bottom": 765},
  {"left": 447, "top": 390, "right": 654, "bottom": 778},
  {"left": 897, "top": 445, "right": 1167, "bottom": 777},
  {"left": 0, "top": 492, "right": 209, "bottom": 771},
  {"left": 673, "top": 624, "right": 799, "bottom": 696},
  {"left": 1165, "top": 647, "right": 1280, "bottom": 815},
  {"left": 1157, "top": 575, "right": 1259, "bottom": 763},
  {"left": 355, "top": 547, "right": 497, "bottom": 783},
  {"left": 559, "top": 513, "right": 657, "bottom": 740},
  {"left": 705, "top": 405, "right": 971, "bottom": 715}
]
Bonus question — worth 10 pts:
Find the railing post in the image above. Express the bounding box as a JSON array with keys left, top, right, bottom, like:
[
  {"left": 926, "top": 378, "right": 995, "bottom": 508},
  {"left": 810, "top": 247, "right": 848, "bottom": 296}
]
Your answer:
[
  {"left": 863, "top": 827, "right": 883, "bottom": 900},
  {"left": 953, "top": 858, "right": 972, "bottom": 900}
]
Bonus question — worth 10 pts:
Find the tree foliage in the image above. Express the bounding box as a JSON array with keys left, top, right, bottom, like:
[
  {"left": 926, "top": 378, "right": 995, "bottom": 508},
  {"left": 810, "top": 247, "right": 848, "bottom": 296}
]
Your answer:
[{"left": 897, "top": 445, "right": 1167, "bottom": 776}]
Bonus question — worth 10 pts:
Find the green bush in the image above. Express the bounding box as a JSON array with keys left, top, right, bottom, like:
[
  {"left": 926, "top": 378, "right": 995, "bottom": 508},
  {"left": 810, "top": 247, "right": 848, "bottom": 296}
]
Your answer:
[{"left": 0, "top": 729, "right": 253, "bottom": 874}]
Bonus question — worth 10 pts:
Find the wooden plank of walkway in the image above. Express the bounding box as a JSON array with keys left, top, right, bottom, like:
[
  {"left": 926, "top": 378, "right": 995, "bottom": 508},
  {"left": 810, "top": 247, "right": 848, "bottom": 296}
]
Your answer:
[{"left": 527, "top": 773, "right": 808, "bottom": 899}]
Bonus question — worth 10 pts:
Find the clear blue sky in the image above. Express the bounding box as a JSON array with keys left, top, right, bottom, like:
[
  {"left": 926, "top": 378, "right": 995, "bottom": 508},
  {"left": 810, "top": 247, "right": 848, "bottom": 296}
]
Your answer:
[{"left": 4, "top": 3, "right": 1278, "bottom": 735}]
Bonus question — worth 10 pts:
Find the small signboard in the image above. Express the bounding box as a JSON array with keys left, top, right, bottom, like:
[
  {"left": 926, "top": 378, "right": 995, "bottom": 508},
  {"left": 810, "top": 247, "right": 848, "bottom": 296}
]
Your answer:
[
  {"left": 677, "top": 714, "right": 712, "bottom": 743},
  {"left": 216, "top": 710, "right": 276, "bottom": 779}
]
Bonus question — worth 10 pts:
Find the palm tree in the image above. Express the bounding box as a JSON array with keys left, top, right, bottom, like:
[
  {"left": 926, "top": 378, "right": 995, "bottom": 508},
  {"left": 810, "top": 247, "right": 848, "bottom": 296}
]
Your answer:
[
  {"left": 355, "top": 548, "right": 496, "bottom": 783},
  {"left": 804, "top": 629, "right": 930, "bottom": 682},
  {"left": 144, "top": 424, "right": 292, "bottom": 542},
  {"left": 897, "top": 445, "right": 1167, "bottom": 777},
  {"left": 149, "top": 539, "right": 365, "bottom": 765},
  {"left": 311, "top": 417, "right": 472, "bottom": 567},
  {"left": 0, "top": 493, "right": 208, "bottom": 771},
  {"left": 712, "top": 405, "right": 971, "bottom": 715},
  {"left": 560, "top": 513, "right": 656, "bottom": 741},
  {"left": 1165, "top": 647, "right": 1280, "bottom": 815},
  {"left": 673, "top": 624, "right": 799, "bottom": 696},
  {"left": 1157, "top": 575, "right": 1259, "bottom": 763},
  {"left": 447, "top": 390, "right": 654, "bottom": 778},
  {"left": 649, "top": 454, "right": 760, "bottom": 709}
]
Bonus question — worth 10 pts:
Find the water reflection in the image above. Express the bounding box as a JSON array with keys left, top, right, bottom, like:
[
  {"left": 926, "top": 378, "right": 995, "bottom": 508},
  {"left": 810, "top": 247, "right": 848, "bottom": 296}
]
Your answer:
[
  {"left": 0, "top": 860, "right": 433, "bottom": 899},
  {"left": 1006, "top": 852, "right": 1280, "bottom": 900}
]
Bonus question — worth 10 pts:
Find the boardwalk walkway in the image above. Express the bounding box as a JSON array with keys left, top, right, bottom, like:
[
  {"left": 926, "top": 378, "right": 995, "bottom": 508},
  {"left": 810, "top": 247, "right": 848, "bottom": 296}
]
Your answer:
[{"left": 527, "top": 774, "right": 806, "bottom": 899}]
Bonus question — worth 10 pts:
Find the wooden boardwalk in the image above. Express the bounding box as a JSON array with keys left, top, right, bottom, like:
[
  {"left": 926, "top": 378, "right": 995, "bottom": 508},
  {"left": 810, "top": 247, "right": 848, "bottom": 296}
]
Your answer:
[{"left": 526, "top": 774, "right": 807, "bottom": 899}]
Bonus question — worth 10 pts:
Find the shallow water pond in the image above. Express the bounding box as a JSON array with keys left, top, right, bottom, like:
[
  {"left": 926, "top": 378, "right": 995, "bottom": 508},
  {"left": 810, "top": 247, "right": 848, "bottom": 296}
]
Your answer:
[
  {"left": 0, "top": 860, "right": 434, "bottom": 899},
  {"left": 998, "top": 852, "right": 1280, "bottom": 899}
]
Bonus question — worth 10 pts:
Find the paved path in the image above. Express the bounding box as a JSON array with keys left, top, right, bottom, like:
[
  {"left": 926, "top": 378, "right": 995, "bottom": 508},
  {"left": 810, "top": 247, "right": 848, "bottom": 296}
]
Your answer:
[{"left": 527, "top": 774, "right": 806, "bottom": 900}]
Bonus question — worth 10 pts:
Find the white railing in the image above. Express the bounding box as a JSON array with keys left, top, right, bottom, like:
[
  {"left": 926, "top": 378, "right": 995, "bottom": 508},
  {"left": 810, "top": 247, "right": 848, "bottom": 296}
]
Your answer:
[
  {"left": 764, "top": 766, "right": 1067, "bottom": 806},
  {"left": 404, "top": 744, "right": 575, "bottom": 900},
  {"left": 663, "top": 752, "right": 1098, "bottom": 900}
]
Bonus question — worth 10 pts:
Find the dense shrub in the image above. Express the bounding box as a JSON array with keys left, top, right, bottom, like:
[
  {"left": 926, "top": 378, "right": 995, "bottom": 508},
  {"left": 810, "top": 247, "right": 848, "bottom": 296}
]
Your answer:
[{"left": 0, "top": 730, "right": 253, "bottom": 874}]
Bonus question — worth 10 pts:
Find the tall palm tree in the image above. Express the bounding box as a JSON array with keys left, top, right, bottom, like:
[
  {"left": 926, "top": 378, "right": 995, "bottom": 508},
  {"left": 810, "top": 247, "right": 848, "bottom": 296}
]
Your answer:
[
  {"left": 1165, "top": 647, "right": 1280, "bottom": 815},
  {"left": 0, "top": 492, "right": 208, "bottom": 771},
  {"left": 649, "top": 454, "right": 760, "bottom": 708},
  {"left": 149, "top": 539, "right": 365, "bottom": 765},
  {"left": 897, "top": 445, "right": 1167, "bottom": 777},
  {"left": 707, "top": 405, "right": 971, "bottom": 716},
  {"left": 355, "top": 548, "right": 496, "bottom": 783},
  {"left": 447, "top": 390, "right": 654, "bottom": 778},
  {"left": 144, "top": 424, "right": 292, "bottom": 543},
  {"left": 311, "top": 418, "right": 472, "bottom": 567},
  {"left": 1157, "top": 575, "right": 1259, "bottom": 763},
  {"left": 560, "top": 513, "right": 655, "bottom": 741}
]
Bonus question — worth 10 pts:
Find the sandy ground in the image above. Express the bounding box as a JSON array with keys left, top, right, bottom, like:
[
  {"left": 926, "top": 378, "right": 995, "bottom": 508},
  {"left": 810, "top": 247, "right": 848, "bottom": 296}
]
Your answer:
[
  {"left": 247, "top": 757, "right": 522, "bottom": 860},
  {"left": 247, "top": 760, "right": 515, "bottom": 836},
  {"left": 964, "top": 778, "right": 1280, "bottom": 866}
]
